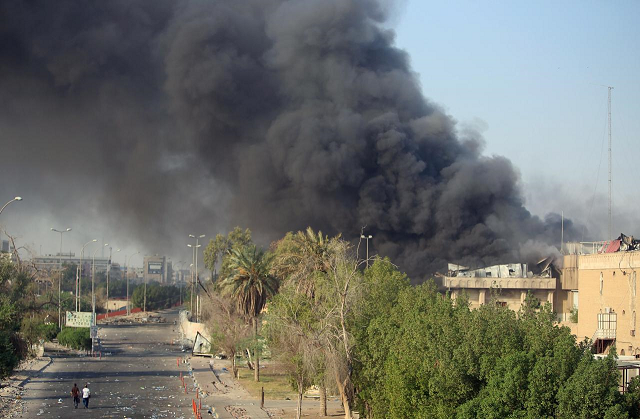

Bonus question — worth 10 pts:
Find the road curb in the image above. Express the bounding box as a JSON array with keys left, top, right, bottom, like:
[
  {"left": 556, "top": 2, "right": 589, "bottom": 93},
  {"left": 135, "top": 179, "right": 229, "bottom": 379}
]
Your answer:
[{"left": 16, "top": 357, "right": 52, "bottom": 387}]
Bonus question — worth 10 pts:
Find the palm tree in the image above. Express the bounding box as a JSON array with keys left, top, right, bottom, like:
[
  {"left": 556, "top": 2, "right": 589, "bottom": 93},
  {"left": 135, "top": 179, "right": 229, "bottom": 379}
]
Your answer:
[
  {"left": 220, "top": 245, "right": 278, "bottom": 381},
  {"left": 273, "top": 227, "right": 338, "bottom": 298},
  {"left": 272, "top": 227, "right": 340, "bottom": 416}
]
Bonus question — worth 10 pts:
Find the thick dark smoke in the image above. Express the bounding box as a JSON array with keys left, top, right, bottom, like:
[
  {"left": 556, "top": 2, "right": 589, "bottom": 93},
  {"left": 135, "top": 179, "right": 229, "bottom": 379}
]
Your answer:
[{"left": 0, "top": 0, "right": 581, "bottom": 278}]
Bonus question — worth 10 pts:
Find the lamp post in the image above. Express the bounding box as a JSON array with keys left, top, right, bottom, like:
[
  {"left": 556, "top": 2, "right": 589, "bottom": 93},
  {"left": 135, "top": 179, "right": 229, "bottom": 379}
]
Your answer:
[
  {"left": 0, "top": 196, "right": 22, "bottom": 216},
  {"left": 106, "top": 247, "right": 120, "bottom": 317},
  {"left": 176, "top": 261, "right": 185, "bottom": 305},
  {"left": 361, "top": 234, "right": 373, "bottom": 267},
  {"left": 51, "top": 227, "right": 72, "bottom": 327},
  {"left": 91, "top": 244, "right": 108, "bottom": 325},
  {"left": 188, "top": 234, "right": 205, "bottom": 322},
  {"left": 189, "top": 263, "right": 194, "bottom": 313},
  {"left": 125, "top": 251, "right": 140, "bottom": 315},
  {"left": 77, "top": 239, "right": 97, "bottom": 312}
]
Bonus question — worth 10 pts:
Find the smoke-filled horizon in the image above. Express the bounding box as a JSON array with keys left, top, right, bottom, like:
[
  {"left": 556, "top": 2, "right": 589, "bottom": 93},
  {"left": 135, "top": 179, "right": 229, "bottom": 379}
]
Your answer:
[{"left": 1, "top": 0, "right": 590, "bottom": 278}]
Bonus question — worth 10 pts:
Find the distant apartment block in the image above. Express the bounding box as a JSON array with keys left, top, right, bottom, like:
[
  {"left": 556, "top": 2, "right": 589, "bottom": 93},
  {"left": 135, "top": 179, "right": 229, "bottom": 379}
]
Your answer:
[
  {"left": 33, "top": 253, "right": 110, "bottom": 274},
  {"left": 143, "top": 255, "right": 173, "bottom": 284}
]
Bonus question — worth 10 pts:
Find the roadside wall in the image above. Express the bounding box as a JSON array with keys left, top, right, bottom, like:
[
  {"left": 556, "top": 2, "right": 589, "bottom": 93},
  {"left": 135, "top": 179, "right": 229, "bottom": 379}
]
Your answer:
[{"left": 179, "top": 310, "right": 211, "bottom": 344}]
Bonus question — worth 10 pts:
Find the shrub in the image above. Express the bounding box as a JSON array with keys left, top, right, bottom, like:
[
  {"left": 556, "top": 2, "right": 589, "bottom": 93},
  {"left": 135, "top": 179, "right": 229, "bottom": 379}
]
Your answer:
[
  {"left": 57, "top": 327, "right": 91, "bottom": 350},
  {"left": 39, "top": 323, "right": 59, "bottom": 341}
]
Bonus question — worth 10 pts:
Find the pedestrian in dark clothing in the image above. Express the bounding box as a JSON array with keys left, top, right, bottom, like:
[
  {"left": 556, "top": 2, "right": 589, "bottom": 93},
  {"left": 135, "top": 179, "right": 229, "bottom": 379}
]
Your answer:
[
  {"left": 70, "top": 383, "right": 80, "bottom": 409},
  {"left": 82, "top": 383, "right": 91, "bottom": 408}
]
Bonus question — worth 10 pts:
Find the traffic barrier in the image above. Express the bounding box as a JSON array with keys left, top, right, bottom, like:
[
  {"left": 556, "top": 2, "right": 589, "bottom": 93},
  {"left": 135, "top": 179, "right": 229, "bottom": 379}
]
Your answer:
[{"left": 96, "top": 307, "right": 142, "bottom": 321}]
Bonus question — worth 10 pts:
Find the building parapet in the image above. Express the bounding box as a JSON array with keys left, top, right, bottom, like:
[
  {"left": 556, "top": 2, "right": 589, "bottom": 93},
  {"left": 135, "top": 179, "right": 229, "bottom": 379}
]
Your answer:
[{"left": 444, "top": 276, "right": 556, "bottom": 290}]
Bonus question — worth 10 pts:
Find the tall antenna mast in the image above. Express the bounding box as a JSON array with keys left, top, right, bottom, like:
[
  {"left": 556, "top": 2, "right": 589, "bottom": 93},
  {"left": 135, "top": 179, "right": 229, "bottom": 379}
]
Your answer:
[{"left": 607, "top": 86, "right": 613, "bottom": 241}]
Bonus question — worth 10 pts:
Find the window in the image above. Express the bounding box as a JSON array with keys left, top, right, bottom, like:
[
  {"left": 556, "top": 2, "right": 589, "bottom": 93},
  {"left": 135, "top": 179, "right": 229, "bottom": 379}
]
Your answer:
[{"left": 598, "top": 312, "right": 617, "bottom": 331}]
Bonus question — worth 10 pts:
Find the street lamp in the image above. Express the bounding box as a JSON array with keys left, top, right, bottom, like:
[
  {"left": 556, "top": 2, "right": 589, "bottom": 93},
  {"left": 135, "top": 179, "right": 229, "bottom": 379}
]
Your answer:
[
  {"left": 175, "top": 261, "right": 185, "bottom": 305},
  {"left": 106, "top": 247, "right": 120, "bottom": 317},
  {"left": 0, "top": 196, "right": 22, "bottom": 216},
  {"left": 125, "top": 251, "right": 140, "bottom": 315},
  {"left": 361, "top": 234, "right": 373, "bottom": 267},
  {"left": 91, "top": 244, "right": 108, "bottom": 325},
  {"left": 51, "top": 227, "right": 72, "bottom": 327},
  {"left": 188, "top": 234, "right": 205, "bottom": 322},
  {"left": 77, "top": 239, "right": 97, "bottom": 312}
]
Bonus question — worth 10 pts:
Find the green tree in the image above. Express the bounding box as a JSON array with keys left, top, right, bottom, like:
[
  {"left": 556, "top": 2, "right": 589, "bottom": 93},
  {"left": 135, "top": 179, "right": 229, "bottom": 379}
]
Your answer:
[
  {"left": 557, "top": 352, "right": 623, "bottom": 419},
  {"left": 352, "top": 258, "right": 410, "bottom": 418},
  {"left": 265, "top": 285, "right": 319, "bottom": 419},
  {"left": 0, "top": 260, "right": 35, "bottom": 377},
  {"left": 203, "top": 291, "right": 251, "bottom": 377},
  {"left": 219, "top": 245, "right": 278, "bottom": 382},
  {"left": 203, "top": 227, "right": 252, "bottom": 281},
  {"left": 272, "top": 227, "right": 342, "bottom": 415}
]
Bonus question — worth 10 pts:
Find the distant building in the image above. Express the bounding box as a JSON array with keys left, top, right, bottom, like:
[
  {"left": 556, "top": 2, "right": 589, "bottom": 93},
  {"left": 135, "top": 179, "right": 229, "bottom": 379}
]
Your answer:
[
  {"left": 33, "top": 253, "right": 109, "bottom": 274},
  {"left": 2, "top": 240, "right": 9, "bottom": 253},
  {"left": 143, "top": 255, "right": 173, "bottom": 284},
  {"left": 443, "top": 258, "right": 574, "bottom": 319},
  {"left": 563, "top": 234, "right": 640, "bottom": 356},
  {"left": 173, "top": 269, "right": 190, "bottom": 284}
]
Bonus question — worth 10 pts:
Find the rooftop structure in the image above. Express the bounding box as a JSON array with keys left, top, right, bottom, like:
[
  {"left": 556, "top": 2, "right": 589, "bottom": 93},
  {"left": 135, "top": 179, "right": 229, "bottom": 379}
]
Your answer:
[{"left": 443, "top": 258, "right": 566, "bottom": 313}]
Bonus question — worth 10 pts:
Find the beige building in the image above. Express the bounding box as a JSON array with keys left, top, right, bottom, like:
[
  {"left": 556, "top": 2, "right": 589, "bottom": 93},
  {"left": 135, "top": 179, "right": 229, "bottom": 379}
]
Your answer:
[
  {"left": 443, "top": 259, "right": 574, "bottom": 318},
  {"left": 563, "top": 235, "right": 640, "bottom": 355},
  {"left": 143, "top": 255, "right": 173, "bottom": 284}
]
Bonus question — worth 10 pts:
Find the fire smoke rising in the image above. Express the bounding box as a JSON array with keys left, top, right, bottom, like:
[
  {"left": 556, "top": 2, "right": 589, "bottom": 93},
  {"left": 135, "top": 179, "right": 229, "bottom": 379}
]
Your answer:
[{"left": 0, "top": 0, "right": 580, "bottom": 277}]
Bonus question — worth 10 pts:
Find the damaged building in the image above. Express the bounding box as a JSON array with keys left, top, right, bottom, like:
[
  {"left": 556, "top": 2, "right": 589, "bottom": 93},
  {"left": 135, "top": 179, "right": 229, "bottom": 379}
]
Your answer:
[
  {"left": 442, "top": 257, "right": 574, "bottom": 316},
  {"left": 563, "top": 233, "right": 640, "bottom": 356}
]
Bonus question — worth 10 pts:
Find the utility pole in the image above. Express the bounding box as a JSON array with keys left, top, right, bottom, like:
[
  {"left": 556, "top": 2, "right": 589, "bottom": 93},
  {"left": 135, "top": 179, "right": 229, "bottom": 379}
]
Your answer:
[
  {"left": 188, "top": 234, "right": 205, "bottom": 321},
  {"left": 360, "top": 234, "right": 373, "bottom": 267},
  {"left": 106, "top": 247, "right": 120, "bottom": 317},
  {"left": 51, "top": 227, "right": 72, "bottom": 327},
  {"left": 126, "top": 251, "right": 140, "bottom": 316},
  {"left": 607, "top": 86, "right": 613, "bottom": 241}
]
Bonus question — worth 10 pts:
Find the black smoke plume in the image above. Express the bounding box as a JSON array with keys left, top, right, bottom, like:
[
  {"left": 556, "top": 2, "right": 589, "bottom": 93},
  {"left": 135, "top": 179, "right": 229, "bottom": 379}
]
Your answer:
[{"left": 0, "top": 0, "right": 580, "bottom": 278}]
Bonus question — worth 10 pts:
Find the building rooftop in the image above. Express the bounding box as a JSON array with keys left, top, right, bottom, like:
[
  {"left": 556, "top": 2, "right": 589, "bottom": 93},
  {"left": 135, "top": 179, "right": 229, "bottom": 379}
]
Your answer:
[{"left": 565, "top": 233, "right": 640, "bottom": 255}]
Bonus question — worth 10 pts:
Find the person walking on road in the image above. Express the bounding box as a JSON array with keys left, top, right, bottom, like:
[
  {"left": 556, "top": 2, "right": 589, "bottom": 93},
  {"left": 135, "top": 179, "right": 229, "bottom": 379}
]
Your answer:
[
  {"left": 82, "top": 383, "right": 91, "bottom": 409},
  {"left": 70, "top": 383, "right": 80, "bottom": 409}
]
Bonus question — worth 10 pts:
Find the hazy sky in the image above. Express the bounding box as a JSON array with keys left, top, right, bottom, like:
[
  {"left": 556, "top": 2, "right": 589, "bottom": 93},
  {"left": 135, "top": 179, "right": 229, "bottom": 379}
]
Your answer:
[
  {"left": 1, "top": 0, "right": 638, "bottom": 271},
  {"left": 393, "top": 0, "right": 640, "bottom": 234}
]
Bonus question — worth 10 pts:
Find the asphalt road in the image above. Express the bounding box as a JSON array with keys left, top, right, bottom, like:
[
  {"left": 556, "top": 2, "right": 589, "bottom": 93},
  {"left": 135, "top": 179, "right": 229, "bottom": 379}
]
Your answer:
[{"left": 20, "top": 309, "right": 196, "bottom": 419}]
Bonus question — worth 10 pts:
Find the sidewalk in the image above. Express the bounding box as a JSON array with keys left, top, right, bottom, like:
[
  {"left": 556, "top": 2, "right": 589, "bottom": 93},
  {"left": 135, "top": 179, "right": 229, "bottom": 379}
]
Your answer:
[
  {"left": 0, "top": 356, "right": 52, "bottom": 418},
  {"left": 188, "top": 356, "right": 270, "bottom": 419}
]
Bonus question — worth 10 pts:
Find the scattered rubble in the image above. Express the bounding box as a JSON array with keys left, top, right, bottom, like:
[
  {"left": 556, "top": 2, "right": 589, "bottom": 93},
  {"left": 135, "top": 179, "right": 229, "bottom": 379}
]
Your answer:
[{"left": 226, "top": 405, "right": 250, "bottom": 419}]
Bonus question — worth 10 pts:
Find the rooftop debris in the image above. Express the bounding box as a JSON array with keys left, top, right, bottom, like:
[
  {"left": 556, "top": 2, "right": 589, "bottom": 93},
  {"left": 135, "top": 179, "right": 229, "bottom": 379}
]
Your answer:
[{"left": 447, "top": 256, "right": 555, "bottom": 279}]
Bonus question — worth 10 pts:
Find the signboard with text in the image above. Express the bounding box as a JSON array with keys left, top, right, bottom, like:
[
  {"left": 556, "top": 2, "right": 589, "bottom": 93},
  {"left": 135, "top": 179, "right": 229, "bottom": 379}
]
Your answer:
[{"left": 66, "top": 311, "right": 93, "bottom": 328}]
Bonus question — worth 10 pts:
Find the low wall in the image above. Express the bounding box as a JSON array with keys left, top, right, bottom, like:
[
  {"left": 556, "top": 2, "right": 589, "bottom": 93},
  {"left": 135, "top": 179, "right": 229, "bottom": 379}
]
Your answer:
[
  {"left": 178, "top": 310, "right": 210, "bottom": 344},
  {"left": 96, "top": 307, "right": 142, "bottom": 321}
]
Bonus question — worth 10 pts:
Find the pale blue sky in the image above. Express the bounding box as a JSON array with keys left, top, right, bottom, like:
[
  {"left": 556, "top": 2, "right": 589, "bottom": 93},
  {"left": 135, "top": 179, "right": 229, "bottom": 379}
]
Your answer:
[{"left": 393, "top": 0, "right": 639, "bottom": 237}]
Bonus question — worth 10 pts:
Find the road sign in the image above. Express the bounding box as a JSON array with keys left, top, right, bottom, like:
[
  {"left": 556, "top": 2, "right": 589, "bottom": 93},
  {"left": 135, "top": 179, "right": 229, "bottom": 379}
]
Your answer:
[
  {"left": 66, "top": 311, "right": 93, "bottom": 328},
  {"left": 90, "top": 326, "right": 98, "bottom": 338}
]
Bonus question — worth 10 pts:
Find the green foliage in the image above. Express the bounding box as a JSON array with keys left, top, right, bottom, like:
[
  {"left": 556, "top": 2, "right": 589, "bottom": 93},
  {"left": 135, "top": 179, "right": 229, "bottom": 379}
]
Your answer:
[
  {"left": 0, "top": 330, "right": 19, "bottom": 378},
  {"left": 556, "top": 353, "right": 623, "bottom": 418},
  {"left": 0, "top": 260, "right": 34, "bottom": 377},
  {"left": 203, "top": 227, "right": 252, "bottom": 280},
  {"left": 351, "top": 279, "right": 626, "bottom": 419},
  {"left": 57, "top": 327, "right": 91, "bottom": 350},
  {"left": 220, "top": 245, "right": 278, "bottom": 319},
  {"left": 131, "top": 283, "right": 180, "bottom": 310},
  {"left": 570, "top": 307, "right": 579, "bottom": 323},
  {"left": 39, "top": 322, "right": 59, "bottom": 341},
  {"left": 20, "top": 316, "right": 59, "bottom": 348}
]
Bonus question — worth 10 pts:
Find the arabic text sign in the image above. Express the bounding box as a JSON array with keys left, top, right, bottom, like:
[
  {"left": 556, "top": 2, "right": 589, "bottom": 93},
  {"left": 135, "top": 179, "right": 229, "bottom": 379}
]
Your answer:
[{"left": 66, "top": 311, "right": 93, "bottom": 328}]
